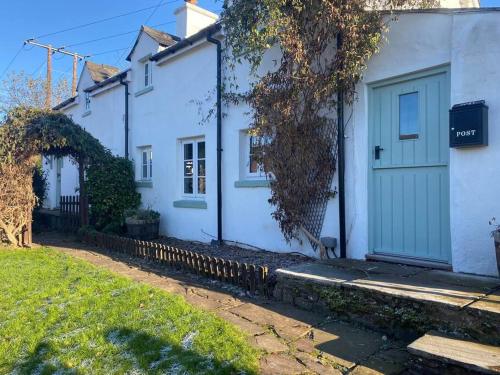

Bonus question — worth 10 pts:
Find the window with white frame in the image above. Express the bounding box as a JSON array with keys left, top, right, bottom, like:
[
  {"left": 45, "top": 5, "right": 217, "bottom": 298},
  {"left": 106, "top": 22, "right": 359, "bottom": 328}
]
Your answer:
[
  {"left": 245, "top": 134, "right": 268, "bottom": 178},
  {"left": 144, "top": 62, "right": 151, "bottom": 88},
  {"left": 138, "top": 147, "right": 152, "bottom": 181},
  {"left": 85, "top": 92, "right": 91, "bottom": 110},
  {"left": 182, "top": 139, "right": 205, "bottom": 196}
]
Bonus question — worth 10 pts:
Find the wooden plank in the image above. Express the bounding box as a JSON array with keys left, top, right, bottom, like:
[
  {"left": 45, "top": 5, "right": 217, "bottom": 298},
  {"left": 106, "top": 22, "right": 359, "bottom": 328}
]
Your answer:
[
  {"left": 241, "top": 263, "right": 248, "bottom": 289},
  {"left": 232, "top": 262, "right": 239, "bottom": 285},
  {"left": 80, "top": 232, "right": 267, "bottom": 295},
  {"left": 258, "top": 266, "right": 267, "bottom": 295},
  {"left": 408, "top": 332, "right": 500, "bottom": 374},
  {"left": 249, "top": 264, "right": 256, "bottom": 294}
]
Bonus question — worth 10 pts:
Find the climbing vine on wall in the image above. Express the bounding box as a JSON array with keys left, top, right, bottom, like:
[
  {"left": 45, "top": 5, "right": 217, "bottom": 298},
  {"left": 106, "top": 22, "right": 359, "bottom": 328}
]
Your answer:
[{"left": 221, "top": 0, "right": 434, "bottom": 251}]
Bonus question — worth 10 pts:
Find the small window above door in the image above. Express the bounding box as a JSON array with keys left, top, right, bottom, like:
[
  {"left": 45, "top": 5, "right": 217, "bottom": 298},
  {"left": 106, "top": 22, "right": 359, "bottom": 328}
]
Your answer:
[{"left": 399, "top": 92, "right": 419, "bottom": 140}]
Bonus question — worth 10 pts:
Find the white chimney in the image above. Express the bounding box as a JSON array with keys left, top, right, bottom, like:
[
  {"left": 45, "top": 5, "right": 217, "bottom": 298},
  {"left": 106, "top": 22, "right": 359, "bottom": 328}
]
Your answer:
[
  {"left": 175, "top": 0, "right": 218, "bottom": 39},
  {"left": 438, "top": 0, "right": 479, "bottom": 7}
]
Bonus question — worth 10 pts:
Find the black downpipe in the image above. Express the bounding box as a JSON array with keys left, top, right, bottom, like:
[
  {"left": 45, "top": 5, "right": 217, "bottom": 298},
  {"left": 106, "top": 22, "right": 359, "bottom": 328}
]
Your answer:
[
  {"left": 207, "top": 34, "right": 223, "bottom": 245},
  {"left": 120, "top": 78, "right": 130, "bottom": 159},
  {"left": 337, "top": 32, "right": 347, "bottom": 258}
]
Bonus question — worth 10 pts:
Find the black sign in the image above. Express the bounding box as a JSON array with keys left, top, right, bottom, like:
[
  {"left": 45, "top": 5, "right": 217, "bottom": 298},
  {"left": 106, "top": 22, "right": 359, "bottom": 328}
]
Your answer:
[{"left": 450, "top": 101, "right": 488, "bottom": 148}]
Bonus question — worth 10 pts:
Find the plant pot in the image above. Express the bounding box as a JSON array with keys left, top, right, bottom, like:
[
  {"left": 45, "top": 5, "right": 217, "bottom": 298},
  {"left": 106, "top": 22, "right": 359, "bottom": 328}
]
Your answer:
[
  {"left": 125, "top": 218, "right": 160, "bottom": 241},
  {"left": 494, "top": 230, "right": 500, "bottom": 275}
]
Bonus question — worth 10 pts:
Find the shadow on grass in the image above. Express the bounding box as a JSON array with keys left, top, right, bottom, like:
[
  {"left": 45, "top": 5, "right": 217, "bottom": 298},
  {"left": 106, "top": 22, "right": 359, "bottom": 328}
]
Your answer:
[
  {"left": 34, "top": 232, "right": 410, "bottom": 373},
  {"left": 10, "top": 327, "right": 254, "bottom": 374},
  {"left": 11, "top": 341, "right": 82, "bottom": 374},
  {"left": 102, "top": 326, "right": 251, "bottom": 374}
]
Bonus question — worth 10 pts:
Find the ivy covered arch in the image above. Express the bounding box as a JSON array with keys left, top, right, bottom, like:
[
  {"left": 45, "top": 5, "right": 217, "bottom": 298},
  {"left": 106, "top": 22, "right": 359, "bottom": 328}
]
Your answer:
[{"left": 0, "top": 107, "right": 108, "bottom": 245}]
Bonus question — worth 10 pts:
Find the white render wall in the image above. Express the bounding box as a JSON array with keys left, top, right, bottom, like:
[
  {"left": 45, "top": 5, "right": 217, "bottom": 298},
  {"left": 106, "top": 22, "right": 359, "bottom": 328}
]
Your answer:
[
  {"left": 448, "top": 12, "right": 500, "bottom": 276},
  {"left": 346, "top": 10, "right": 500, "bottom": 276},
  {"left": 47, "top": 9, "right": 500, "bottom": 276},
  {"left": 44, "top": 66, "right": 126, "bottom": 209}
]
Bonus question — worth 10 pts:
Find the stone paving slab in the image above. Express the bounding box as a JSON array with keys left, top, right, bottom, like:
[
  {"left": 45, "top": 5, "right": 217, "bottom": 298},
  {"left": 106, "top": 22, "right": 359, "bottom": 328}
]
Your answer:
[
  {"left": 407, "top": 331, "right": 500, "bottom": 374},
  {"left": 321, "top": 259, "right": 424, "bottom": 277},
  {"left": 277, "top": 261, "right": 500, "bottom": 312},
  {"left": 277, "top": 262, "right": 366, "bottom": 286},
  {"left": 467, "top": 290, "right": 500, "bottom": 314},
  {"left": 259, "top": 354, "right": 307, "bottom": 375},
  {"left": 344, "top": 276, "right": 486, "bottom": 308},
  {"left": 415, "top": 270, "right": 500, "bottom": 291},
  {"left": 35, "top": 233, "right": 412, "bottom": 374},
  {"left": 309, "top": 321, "right": 385, "bottom": 369}
]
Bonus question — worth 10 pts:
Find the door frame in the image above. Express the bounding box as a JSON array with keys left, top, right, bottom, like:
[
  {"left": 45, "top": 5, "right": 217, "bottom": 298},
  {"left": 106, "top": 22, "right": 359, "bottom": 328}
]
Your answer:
[{"left": 367, "top": 64, "right": 451, "bottom": 264}]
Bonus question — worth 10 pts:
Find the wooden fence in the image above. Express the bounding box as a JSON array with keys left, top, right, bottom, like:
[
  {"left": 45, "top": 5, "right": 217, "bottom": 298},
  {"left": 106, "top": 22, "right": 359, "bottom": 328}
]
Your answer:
[
  {"left": 60, "top": 195, "right": 80, "bottom": 216},
  {"left": 81, "top": 231, "right": 270, "bottom": 296},
  {"left": 59, "top": 195, "right": 84, "bottom": 231}
]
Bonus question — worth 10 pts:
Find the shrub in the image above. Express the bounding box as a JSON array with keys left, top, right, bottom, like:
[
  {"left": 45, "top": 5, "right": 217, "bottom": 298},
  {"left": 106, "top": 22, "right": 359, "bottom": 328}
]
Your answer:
[
  {"left": 85, "top": 156, "right": 140, "bottom": 231},
  {"left": 0, "top": 164, "right": 36, "bottom": 244},
  {"left": 32, "top": 160, "right": 48, "bottom": 210},
  {"left": 124, "top": 208, "right": 160, "bottom": 222}
]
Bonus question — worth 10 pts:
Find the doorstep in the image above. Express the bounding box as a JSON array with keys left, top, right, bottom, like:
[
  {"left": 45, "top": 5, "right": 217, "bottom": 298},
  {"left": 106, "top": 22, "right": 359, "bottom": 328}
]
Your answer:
[
  {"left": 274, "top": 259, "right": 500, "bottom": 345},
  {"left": 407, "top": 331, "right": 500, "bottom": 374}
]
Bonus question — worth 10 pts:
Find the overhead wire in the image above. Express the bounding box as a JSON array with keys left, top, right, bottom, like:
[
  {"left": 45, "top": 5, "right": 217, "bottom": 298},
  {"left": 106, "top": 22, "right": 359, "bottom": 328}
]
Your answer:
[
  {"left": 17, "top": 0, "right": 179, "bottom": 83},
  {"left": 0, "top": 44, "right": 25, "bottom": 81},
  {"left": 114, "top": 0, "right": 168, "bottom": 67},
  {"left": 34, "top": 0, "right": 181, "bottom": 40},
  {"left": 64, "top": 20, "right": 175, "bottom": 48},
  {"left": 90, "top": 47, "right": 130, "bottom": 57},
  {"left": 31, "top": 60, "right": 46, "bottom": 76}
]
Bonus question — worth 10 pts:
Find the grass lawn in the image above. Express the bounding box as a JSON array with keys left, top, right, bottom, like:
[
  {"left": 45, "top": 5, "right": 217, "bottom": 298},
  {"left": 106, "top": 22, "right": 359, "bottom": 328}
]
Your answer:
[{"left": 0, "top": 247, "right": 259, "bottom": 374}]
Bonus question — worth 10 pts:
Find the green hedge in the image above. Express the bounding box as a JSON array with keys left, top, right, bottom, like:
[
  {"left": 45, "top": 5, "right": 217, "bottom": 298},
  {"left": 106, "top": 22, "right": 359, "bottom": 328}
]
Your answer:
[{"left": 85, "top": 156, "right": 140, "bottom": 232}]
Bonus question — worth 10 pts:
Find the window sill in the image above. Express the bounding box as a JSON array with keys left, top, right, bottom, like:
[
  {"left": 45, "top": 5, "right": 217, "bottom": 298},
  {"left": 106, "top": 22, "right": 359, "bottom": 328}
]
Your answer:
[
  {"left": 234, "top": 179, "right": 271, "bottom": 188},
  {"left": 173, "top": 200, "right": 207, "bottom": 209},
  {"left": 136, "top": 180, "right": 153, "bottom": 188},
  {"left": 134, "top": 85, "right": 154, "bottom": 97},
  {"left": 82, "top": 110, "right": 91, "bottom": 117}
]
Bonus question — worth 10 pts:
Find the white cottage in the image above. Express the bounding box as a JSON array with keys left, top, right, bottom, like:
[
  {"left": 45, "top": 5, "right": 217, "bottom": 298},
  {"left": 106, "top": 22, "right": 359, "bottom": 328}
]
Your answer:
[{"left": 46, "top": 0, "right": 500, "bottom": 277}]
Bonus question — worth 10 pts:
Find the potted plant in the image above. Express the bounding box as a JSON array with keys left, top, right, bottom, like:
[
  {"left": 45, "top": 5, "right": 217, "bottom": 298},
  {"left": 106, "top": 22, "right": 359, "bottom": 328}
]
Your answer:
[
  {"left": 125, "top": 208, "right": 160, "bottom": 240},
  {"left": 490, "top": 218, "right": 500, "bottom": 275}
]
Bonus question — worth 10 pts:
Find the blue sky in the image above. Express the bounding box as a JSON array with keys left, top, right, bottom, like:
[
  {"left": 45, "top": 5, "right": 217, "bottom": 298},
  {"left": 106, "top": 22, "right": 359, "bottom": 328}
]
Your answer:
[
  {"left": 0, "top": 0, "right": 499, "bottom": 85},
  {"left": 0, "top": 0, "right": 223, "bottom": 84}
]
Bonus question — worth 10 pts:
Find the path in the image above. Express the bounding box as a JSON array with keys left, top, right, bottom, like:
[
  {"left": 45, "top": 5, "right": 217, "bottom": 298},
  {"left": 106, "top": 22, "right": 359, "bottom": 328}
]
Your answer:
[{"left": 35, "top": 232, "right": 410, "bottom": 375}]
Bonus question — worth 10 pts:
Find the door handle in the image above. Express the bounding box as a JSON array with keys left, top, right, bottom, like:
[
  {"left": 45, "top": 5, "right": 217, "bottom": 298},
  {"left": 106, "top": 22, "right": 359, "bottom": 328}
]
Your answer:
[{"left": 374, "top": 145, "right": 384, "bottom": 160}]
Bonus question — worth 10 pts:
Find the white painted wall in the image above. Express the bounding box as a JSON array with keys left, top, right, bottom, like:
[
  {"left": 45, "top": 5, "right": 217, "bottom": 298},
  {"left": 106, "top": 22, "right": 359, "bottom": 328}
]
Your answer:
[
  {"left": 346, "top": 10, "right": 500, "bottom": 276},
  {"left": 448, "top": 12, "right": 500, "bottom": 276},
  {"left": 47, "top": 8, "right": 500, "bottom": 276},
  {"left": 44, "top": 64, "right": 126, "bottom": 208},
  {"left": 174, "top": 2, "right": 218, "bottom": 39}
]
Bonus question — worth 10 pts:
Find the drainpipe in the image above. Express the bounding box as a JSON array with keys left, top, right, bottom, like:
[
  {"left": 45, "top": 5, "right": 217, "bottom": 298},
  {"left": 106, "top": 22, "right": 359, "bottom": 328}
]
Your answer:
[
  {"left": 337, "top": 32, "right": 347, "bottom": 258},
  {"left": 207, "top": 33, "right": 223, "bottom": 245},
  {"left": 120, "top": 78, "right": 129, "bottom": 160}
]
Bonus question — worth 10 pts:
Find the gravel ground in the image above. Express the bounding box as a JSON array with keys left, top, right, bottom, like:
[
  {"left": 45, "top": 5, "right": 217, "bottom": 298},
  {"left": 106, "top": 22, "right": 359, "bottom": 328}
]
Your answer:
[{"left": 154, "top": 236, "right": 314, "bottom": 277}]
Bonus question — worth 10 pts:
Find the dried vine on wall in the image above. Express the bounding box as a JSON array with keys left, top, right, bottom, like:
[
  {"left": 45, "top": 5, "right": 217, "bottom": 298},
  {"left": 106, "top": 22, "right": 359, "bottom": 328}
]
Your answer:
[{"left": 221, "top": 0, "right": 433, "bottom": 254}]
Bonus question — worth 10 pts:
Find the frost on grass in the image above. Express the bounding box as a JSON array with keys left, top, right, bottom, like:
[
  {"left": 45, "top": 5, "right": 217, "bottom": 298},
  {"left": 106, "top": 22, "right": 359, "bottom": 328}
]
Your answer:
[
  {"left": 107, "top": 329, "right": 133, "bottom": 346},
  {"left": 201, "top": 354, "right": 215, "bottom": 372},
  {"left": 163, "top": 363, "right": 186, "bottom": 375},
  {"left": 149, "top": 345, "right": 172, "bottom": 369},
  {"left": 181, "top": 331, "right": 198, "bottom": 350}
]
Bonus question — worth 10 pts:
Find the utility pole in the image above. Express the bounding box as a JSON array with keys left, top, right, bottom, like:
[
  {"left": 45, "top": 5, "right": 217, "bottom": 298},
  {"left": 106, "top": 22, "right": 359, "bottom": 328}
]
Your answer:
[
  {"left": 25, "top": 39, "right": 88, "bottom": 106},
  {"left": 45, "top": 44, "right": 52, "bottom": 108},
  {"left": 72, "top": 55, "right": 78, "bottom": 96}
]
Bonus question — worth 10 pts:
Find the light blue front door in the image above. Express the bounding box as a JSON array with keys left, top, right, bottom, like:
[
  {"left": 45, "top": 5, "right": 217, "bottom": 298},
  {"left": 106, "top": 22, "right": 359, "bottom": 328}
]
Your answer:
[{"left": 369, "top": 68, "right": 451, "bottom": 263}]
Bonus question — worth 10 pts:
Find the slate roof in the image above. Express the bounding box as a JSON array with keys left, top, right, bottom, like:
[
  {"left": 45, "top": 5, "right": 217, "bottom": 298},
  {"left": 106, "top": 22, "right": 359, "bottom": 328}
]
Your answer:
[
  {"left": 53, "top": 95, "right": 77, "bottom": 111},
  {"left": 84, "top": 69, "right": 129, "bottom": 93},
  {"left": 143, "top": 25, "right": 179, "bottom": 46},
  {"left": 85, "top": 61, "right": 120, "bottom": 83},
  {"left": 126, "top": 25, "right": 179, "bottom": 61},
  {"left": 151, "top": 22, "right": 221, "bottom": 62}
]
